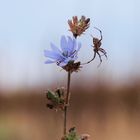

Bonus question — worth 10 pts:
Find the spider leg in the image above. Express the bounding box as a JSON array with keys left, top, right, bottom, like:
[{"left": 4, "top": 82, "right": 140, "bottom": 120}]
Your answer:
[
  {"left": 91, "top": 45, "right": 97, "bottom": 60},
  {"left": 99, "top": 48, "right": 107, "bottom": 59},
  {"left": 80, "top": 51, "right": 96, "bottom": 65},
  {"left": 99, "top": 48, "right": 107, "bottom": 53},
  {"left": 94, "top": 27, "right": 103, "bottom": 41},
  {"left": 87, "top": 51, "right": 96, "bottom": 64},
  {"left": 93, "top": 51, "right": 96, "bottom": 60},
  {"left": 97, "top": 51, "right": 102, "bottom": 67}
]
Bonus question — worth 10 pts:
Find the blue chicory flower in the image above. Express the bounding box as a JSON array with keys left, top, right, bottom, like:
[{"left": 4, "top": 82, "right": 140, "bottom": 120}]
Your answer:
[{"left": 44, "top": 35, "right": 81, "bottom": 67}]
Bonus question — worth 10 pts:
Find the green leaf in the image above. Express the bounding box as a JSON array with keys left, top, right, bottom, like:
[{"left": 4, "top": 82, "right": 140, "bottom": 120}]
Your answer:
[
  {"left": 47, "top": 90, "right": 60, "bottom": 103},
  {"left": 65, "top": 127, "right": 80, "bottom": 140}
]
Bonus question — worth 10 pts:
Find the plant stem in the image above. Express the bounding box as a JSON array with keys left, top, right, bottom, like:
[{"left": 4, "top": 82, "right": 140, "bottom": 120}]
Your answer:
[{"left": 64, "top": 71, "right": 71, "bottom": 135}]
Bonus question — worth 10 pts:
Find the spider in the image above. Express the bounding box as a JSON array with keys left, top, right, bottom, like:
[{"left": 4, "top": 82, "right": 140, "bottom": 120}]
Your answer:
[{"left": 91, "top": 27, "right": 107, "bottom": 67}]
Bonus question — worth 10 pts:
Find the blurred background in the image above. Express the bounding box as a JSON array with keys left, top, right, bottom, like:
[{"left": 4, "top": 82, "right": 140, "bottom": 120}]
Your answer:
[{"left": 0, "top": 0, "right": 140, "bottom": 140}]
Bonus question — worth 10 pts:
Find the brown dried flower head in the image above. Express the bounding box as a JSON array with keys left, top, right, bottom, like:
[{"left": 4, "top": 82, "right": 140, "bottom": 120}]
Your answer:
[
  {"left": 62, "top": 61, "right": 81, "bottom": 73},
  {"left": 68, "top": 16, "right": 90, "bottom": 38}
]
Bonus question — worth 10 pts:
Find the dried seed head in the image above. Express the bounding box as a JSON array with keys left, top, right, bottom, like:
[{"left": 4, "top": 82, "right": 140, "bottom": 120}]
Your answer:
[
  {"left": 62, "top": 61, "right": 81, "bottom": 73},
  {"left": 68, "top": 15, "right": 90, "bottom": 38}
]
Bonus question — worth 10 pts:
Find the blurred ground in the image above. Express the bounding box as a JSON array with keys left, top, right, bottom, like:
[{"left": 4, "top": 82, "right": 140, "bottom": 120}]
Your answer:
[{"left": 0, "top": 82, "right": 140, "bottom": 140}]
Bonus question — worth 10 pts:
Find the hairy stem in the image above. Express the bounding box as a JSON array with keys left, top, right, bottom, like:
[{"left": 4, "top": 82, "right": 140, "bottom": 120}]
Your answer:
[{"left": 64, "top": 71, "right": 71, "bottom": 135}]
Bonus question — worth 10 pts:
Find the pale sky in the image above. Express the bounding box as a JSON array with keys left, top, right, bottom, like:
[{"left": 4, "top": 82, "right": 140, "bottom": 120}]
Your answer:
[{"left": 0, "top": 0, "right": 140, "bottom": 91}]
